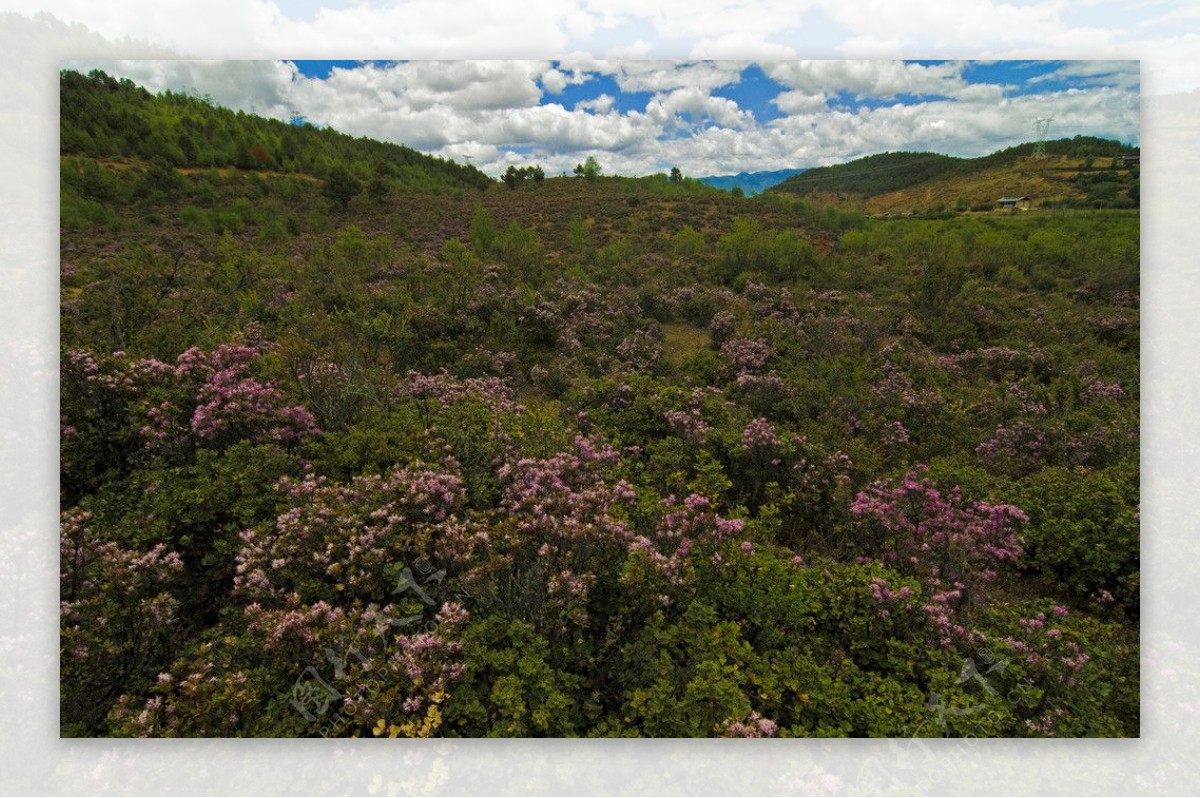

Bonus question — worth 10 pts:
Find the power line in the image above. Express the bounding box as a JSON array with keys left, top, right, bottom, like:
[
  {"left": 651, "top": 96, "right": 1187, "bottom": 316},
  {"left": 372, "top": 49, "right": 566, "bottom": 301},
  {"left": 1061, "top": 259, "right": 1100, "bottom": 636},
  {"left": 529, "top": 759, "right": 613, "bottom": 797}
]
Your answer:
[{"left": 1032, "top": 115, "right": 1054, "bottom": 159}]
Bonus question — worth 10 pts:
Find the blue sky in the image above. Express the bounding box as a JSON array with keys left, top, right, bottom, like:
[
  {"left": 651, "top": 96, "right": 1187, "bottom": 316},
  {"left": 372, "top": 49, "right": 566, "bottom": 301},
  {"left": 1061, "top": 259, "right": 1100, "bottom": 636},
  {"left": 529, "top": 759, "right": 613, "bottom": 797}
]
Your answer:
[{"left": 81, "top": 58, "right": 1139, "bottom": 177}]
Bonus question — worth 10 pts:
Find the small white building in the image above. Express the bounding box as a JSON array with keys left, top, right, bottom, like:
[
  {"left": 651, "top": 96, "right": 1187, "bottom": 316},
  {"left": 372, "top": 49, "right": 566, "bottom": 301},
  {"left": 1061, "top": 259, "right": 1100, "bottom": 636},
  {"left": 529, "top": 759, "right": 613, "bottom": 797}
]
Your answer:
[{"left": 996, "top": 196, "right": 1032, "bottom": 210}]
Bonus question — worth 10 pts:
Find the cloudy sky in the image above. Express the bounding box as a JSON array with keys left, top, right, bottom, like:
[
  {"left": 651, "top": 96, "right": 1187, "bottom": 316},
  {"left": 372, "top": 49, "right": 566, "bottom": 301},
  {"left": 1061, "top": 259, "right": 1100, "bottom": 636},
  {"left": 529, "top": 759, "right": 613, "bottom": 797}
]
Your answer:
[{"left": 67, "top": 58, "right": 1140, "bottom": 178}]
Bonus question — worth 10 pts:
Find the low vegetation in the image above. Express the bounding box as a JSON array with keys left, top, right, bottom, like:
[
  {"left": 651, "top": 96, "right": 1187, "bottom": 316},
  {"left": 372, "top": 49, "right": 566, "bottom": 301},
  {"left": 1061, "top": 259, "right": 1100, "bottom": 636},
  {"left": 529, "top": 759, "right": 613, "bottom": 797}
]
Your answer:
[{"left": 60, "top": 70, "right": 1139, "bottom": 738}]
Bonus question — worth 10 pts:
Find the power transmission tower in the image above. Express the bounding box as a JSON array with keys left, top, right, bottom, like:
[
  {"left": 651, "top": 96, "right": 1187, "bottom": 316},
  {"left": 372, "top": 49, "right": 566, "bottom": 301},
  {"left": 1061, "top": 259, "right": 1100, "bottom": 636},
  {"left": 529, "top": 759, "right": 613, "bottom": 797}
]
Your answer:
[{"left": 1031, "top": 114, "right": 1054, "bottom": 159}]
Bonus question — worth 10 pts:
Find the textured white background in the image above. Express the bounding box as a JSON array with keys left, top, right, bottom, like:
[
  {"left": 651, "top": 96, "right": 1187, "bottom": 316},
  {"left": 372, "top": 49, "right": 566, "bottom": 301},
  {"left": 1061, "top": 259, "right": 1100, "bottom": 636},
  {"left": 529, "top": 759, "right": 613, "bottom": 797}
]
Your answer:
[{"left": 1, "top": 2, "right": 1194, "bottom": 794}]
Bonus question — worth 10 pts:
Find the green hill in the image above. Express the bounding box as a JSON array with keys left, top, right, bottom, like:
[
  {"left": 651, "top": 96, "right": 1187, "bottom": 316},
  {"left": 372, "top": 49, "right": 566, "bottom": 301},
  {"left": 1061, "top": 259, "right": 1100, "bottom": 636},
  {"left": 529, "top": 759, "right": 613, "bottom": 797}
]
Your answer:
[
  {"left": 773, "top": 137, "right": 1139, "bottom": 213},
  {"left": 60, "top": 68, "right": 492, "bottom": 191}
]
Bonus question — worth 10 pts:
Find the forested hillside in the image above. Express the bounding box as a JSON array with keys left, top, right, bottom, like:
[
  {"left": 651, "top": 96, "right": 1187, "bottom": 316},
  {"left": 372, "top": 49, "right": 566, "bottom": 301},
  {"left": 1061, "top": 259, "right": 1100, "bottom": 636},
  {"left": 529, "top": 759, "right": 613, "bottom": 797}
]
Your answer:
[
  {"left": 60, "top": 70, "right": 1139, "bottom": 739},
  {"left": 773, "top": 138, "right": 1140, "bottom": 214},
  {"left": 60, "top": 68, "right": 491, "bottom": 189}
]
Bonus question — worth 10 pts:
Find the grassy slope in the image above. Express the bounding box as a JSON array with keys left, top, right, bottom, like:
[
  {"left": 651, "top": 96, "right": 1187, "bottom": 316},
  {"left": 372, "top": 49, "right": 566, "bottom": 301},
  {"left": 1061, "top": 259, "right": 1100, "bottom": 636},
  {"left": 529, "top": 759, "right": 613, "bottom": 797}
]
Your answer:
[{"left": 775, "top": 139, "right": 1138, "bottom": 214}]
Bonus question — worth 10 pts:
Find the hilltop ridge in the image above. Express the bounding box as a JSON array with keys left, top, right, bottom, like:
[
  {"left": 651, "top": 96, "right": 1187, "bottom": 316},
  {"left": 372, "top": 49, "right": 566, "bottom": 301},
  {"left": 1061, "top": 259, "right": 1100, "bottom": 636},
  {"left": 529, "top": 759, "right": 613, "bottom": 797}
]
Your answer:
[
  {"left": 772, "top": 137, "right": 1139, "bottom": 214},
  {"left": 60, "top": 68, "right": 492, "bottom": 192}
]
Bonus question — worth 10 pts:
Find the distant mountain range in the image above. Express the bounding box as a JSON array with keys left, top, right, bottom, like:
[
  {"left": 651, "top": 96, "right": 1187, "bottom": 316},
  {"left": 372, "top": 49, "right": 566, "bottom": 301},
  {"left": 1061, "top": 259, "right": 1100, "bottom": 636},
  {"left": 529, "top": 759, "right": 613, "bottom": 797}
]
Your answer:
[{"left": 697, "top": 168, "right": 807, "bottom": 195}]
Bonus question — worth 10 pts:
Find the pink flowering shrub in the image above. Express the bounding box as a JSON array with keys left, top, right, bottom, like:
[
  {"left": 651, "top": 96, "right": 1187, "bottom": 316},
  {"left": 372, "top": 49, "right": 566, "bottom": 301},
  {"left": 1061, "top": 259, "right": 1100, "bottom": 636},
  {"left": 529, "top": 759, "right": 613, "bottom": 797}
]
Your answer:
[
  {"left": 396, "top": 369, "right": 522, "bottom": 416},
  {"left": 850, "top": 468, "right": 1027, "bottom": 646},
  {"left": 149, "top": 343, "right": 319, "bottom": 451},
  {"left": 451, "top": 435, "right": 639, "bottom": 631},
  {"left": 104, "top": 450, "right": 472, "bottom": 736},
  {"left": 872, "top": 362, "right": 943, "bottom": 418},
  {"left": 742, "top": 281, "right": 802, "bottom": 325},
  {"left": 880, "top": 420, "right": 911, "bottom": 454},
  {"left": 742, "top": 417, "right": 782, "bottom": 455},
  {"left": 664, "top": 407, "right": 712, "bottom": 442},
  {"left": 109, "top": 600, "right": 469, "bottom": 737},
  {"left": 62, "top": 341, "right": 318, "bottom": 505},
  {"left": 234, "top": 463, "right": 465, "bottom": 606},
  {"left": 973, "top": 600, "right": 1138, "bottom": 737},
  {"left": 60, "top": 508, "right": 186, "bottom": 732},
  {"left": 515, "top": 278, "right": 647, "bottom": 376},
  {"left": 660, "top": 386, "right": 729, "bottom": 442},
  {"left": 720, "top": 337, "right": 771, "bottom": 377},
  {"left": 623, "top": 493, "right": 745, "bottom": 605},
  {"left": 615, "top": 327, "right": 665, "bottom": 375},
  {"left": 717, "top": 710, "right": 780, "bottom": 737},
  {"left": 708, "top": 310, "right": 737, "bottom": 346},
  {"left": 61, "top": 347, "right": 176, "bottom": 501},
  {"left": 1079, "top": 379, "right": 1125, "bottom": 402},
  {"left": 975, "top": 420, "right": 1051, "bottom": 476}
]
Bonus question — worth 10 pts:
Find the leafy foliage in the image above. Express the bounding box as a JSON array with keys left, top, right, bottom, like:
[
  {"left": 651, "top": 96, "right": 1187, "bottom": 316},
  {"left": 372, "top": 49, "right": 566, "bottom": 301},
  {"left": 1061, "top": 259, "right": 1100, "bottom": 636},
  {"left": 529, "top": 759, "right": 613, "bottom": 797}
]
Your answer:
[{"left": 60, "top": 72, "right": 1139, "bottom": 739}]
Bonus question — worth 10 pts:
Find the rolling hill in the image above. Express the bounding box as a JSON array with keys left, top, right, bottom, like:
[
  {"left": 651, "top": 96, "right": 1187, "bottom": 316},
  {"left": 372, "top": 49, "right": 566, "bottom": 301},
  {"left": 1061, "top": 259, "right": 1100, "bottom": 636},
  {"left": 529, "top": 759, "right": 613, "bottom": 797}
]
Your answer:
[
  {"left": 60, "top": 68, "right": 491, "bottom": 192},
  {"left": 772, "top": 137, "right": 1139, "bottom": 214}
]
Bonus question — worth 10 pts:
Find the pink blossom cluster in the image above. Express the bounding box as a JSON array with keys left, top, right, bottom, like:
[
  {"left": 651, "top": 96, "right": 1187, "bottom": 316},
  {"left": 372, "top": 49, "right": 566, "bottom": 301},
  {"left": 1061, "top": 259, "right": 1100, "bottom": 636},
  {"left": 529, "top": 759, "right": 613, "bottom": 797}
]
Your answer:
[
  {"left": 61, "top": 509, "right": 185, "bottom": 602},
  {"left": 708, "top": 311, "right": 737, "bottom": 346},
  {"left": 60, "top": 508, "right": 185, "bottom": 715},
  {"left": 717, "top": 710, "right": 779, "bottom": 737},
  {"left": 742, "top": 282, "right": 800, "bottom": 325},
  {"left": 626, "top": 493, "right": 745, "bottom": 596},
  {"left": 733, "top": 370, "right": 788, "bottom": 399},
  {"left": 1007, "top": 381, "right": 1048, "bottom": 416},
  {"left": 517, "top": 279, "right": 644, "bottom": 366},
  {"left": 881, "top": 420, "right": 910, "bottom": 450},
  {"left": 185, "top": 347, "right": 318, "bottom": 443},
  {"left": 1025, "top": 708, "right": 1068, "bottom": 735},
  {"left": 664, "top": 408, "right": 711, "bottom": 442},
  {"left": 1079, "top": 379, "right": 1125, "bottom": 402},
  {"left": 1110, "top": 290, "right": 1138, "bottom": 308},
  {"left": 933, "top": 347, "right": 1033, "bottom": 381},
  {"left": 975, "top": 421, "right": 1048, "bottom": 473},
  {"left": 497, "top": 438, "right": 632, "bottom": 531},
  {"left": 999, "top": 606, "right": 1090, "bottom": 681},
  {"left": 65, "top": 347, "right": 174, "bottom": 387},
  {"left": 234, "top": 464, "right": 465, "bottom": 603},
  {"left": 112, "top": 598, "right": 469, "bottom": 737},
  {"left": 720, "top": 337, "right": 770, "bottom": 376},
  {"left": 850, "top": 468, "right": 1027, "bottom": 646},
  {"left": 663, "top": 387, "right": 726, "bottom": 443},
  {"left": 71, "top": 343, "right": 320, "bottom": 451},
  {"left": 614, "top": 327, "right": 664, "bottom": 374},
  {"left": 483, "top": 435, "right": 640, "bottom": 627},
  {"left": 868, "top": 576, "right": 914, "bottom": 619},
  {"left": 742, "top": 417, "right": 781, "bottom": 453},
  {"left": 397, "top": 369, "right": 522, "bottom": 414},
  {"left": 1090, "top": 315, "right": 1134, "bottom": 334},
  {"left": 61, "top": 348, "right": 175, "bottom": 443},
  {"left": 872, "top": 363, "right": 942, "bottom": 413}
]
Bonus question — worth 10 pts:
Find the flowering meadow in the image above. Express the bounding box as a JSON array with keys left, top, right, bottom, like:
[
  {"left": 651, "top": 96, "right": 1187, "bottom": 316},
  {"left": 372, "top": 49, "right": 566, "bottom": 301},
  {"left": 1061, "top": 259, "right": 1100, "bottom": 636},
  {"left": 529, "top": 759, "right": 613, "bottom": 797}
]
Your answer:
[{"left": 60, "top": 70, "right": 1139, "bottom": 737}]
